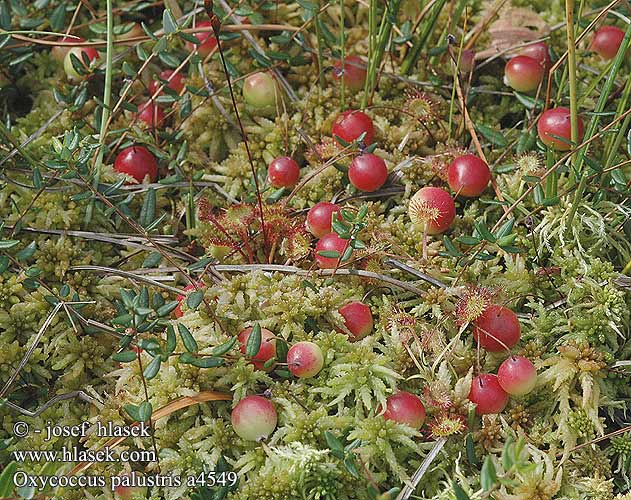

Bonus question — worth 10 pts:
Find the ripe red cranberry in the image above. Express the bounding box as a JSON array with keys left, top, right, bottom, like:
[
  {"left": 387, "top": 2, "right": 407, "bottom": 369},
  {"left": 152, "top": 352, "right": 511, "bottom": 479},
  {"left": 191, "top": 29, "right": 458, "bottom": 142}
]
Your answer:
[
  {"left": 149, "top": 70, "right": 185, "bottom": 95},
  {"left": 287, "top": 341, "right": 324, "bottom": 378},
  {"left": 268, "top": 156, "right": 300, "bottom": 188},
  {"left": 333, "top": 55, "right": 367, "bottom": 92},
  {"left": 338, "top": 301, "right": 373, "bottom": 339},
  {"left": 447, "top": 154, "right": 491, "bottom": 197},
  {"left": 51, "top": 36, "right": 85, "bottom": 62},
  {"left": 504, "top": 55, "right": 544, "bottom": 93},
  {"left": 63, "top": 46, "right": 99, "bottom": 80},
  {"left": 231, "top": 395, "right": 277, "bottom": 441},
  {"left": 243, "top": 72, "right": 278, "bottom": 109},
  {"left": 408, "top": 187, "right": 456, "bottom": 234},
  {"left": 173, "top": 281, "right": 205, "bottom": 318},
  {"left": 520, "top": 41, "right": 551, "bottom": 70},
  {"left": 591, "top": 25, "right": 625, "bottom": 60},
  {"left": 497, "top": 356, "right": 537, "bottom": 396},
  {"left": 537, "top": 107, "right": 584, "bottom": 151},
  {"left": 469, "top": 374, "right": 509, "bottom": 415},
  {"left": 238, "top": 327, "right": 277, "bottom": 370},
  {"left": 113, "top": 146, "right": 158, "bottom": 183},
  {"left": 136, "top": 101, "right": 165, "bottom": 127},
  {"left": 315, "top": 232, "right": 349, "bottom": 269},
  {"left": 332, "top": 110, "right": 375, "bottom": 145},
  {"left": 382, "top": 391, "right": 426, "bottom": 429},
  {"left": 473, "top": 304, "right": 521, "bottom": 352},
  {"left": 187, "top": 20, "right": 218, "bottom": 57},
  {"left": 348, "top": 153, "right": 388, "bottom": 192},
  {"left": 306, "top": 202, "right": 342, "bottom": 238}
]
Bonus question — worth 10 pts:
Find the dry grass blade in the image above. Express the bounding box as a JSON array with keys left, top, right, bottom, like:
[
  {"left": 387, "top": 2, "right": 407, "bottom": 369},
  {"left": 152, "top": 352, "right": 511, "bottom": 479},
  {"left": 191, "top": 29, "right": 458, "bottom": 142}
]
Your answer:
[
  {"left": 68, "top": 391, "right": 231, "bottom": 476},
  {"left": 69, "top": 265, "right": 186, "bottom": 294},
  {"left": 4, "top": 390, "right": 103, "bottom": 417},
  {"left": 396, "top": 438, "right": 447, "bottom": 500}
]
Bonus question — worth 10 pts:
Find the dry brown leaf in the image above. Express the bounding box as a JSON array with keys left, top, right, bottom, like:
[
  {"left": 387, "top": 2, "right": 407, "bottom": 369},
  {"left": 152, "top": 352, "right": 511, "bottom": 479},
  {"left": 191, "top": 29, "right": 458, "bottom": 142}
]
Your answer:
[
  {"left": 476, "top": 6, "right": 551, "bottom": 59},
  {"left": 68, "top": 391, "right": 231, "bottom": 476}
]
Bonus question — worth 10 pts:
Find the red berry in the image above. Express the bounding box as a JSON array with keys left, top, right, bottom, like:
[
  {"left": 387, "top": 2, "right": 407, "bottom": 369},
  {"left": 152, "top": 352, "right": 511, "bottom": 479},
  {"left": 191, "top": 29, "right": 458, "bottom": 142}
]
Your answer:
[
  {"left": 520, "top": 41, "right": 550, "bottom": 70},
  {"left": 149, "top": 70, "right": 185, "bottom": 95},
  {"left": 268, "top": 156, "right": 300, "bottom": 188},
  {"left": 591, "top": 25, "right": 625, "bottom": 60},
  {"left": 238, "top": 327, "right": 277, "bottom": 370},
  {"left": 173, "top": 281, "right": 205, "bottom": 318},
  {"left": 63, "top": 46, "right": 99, "bottom": 80},
  {"left": 306, "top": 202, "right": 342, "bottom": 238},
  {"left": 243, "top": 72, "right": 279, "bottom": 109},
  {"left": 469, "top": 374, "right": 509, "bottom": 415},
  {"left": 333, "top": 55, "right": 367, "bottom": 92},
  {"left": 136, "top": 101, "right": 165, "bottom": 127},
  {"left": 537, "top": 107, "right": 584, "bottom": 151},
  {"left": 332, "top": 110, "right": 375, "bottom": 145},
  {"left": 504, "top": 55, "right": 544, "bottom": 93},
  {"left": 51, "top": 36, "right": 85, "bottom": 62},
  {"left": 473, "top": 304, "right": 521, "bottom": 352},
  {"left": 315, "top": 232, "right": 349, "bottom": 269},
  {"left": 348, "top": 153, "right": 388, "bottom": 192},
  {"left": 188, "top": 20, "right": 218, "bottom": 57},
  {"left": 287, "top": 341, "right": 324, "bottom": 378},
  {"left": 447, "top": 154, "right": 491, "bottom": 197},
  {"left": 497, "top": 356, "right": 537, "bottom": 396},
  {"left": 408, "top": 187, "right": 456, "bottom": 235},
  {"left": 231, "top": 395, "right": 277, "bottom": 441},
  {"left": 382, "top": 391, "right": 426, "bottom": 429},
  {"left": 338, "top": 301, "right": 373, "bottom": 339},
  {"left": 113, "top": 146, "right": 158, "bottom": 183}
]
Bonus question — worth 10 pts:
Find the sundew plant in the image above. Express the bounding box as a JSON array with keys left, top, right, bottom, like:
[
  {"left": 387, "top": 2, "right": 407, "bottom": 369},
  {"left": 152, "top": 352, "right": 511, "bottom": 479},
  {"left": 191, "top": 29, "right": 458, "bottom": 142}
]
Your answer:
[{"left": 0, "top": 0, "right": 631, "bottom": 499}]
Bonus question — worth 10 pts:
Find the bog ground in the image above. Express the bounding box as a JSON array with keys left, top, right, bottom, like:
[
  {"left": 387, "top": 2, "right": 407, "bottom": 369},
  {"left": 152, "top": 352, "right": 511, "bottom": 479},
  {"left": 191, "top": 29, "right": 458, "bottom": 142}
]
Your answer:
[{"left": 1, "top": 1, "right": 631, "bottom": 499}]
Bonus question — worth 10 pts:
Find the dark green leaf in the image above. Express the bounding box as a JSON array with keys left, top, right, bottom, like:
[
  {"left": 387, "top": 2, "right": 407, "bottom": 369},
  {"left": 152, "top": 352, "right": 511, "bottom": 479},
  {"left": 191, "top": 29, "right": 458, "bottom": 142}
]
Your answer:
[
  {"left": 245, "top": 323, "right": 262, "bottom": 357},
  {"left": 456, "top": 235, "right": 481, "bottom": 245},
  {"left": 187, "top": 290, "right": 204, "bottom": 310},
  {"left": 0, "top": 240, "right": 19, "bottom": 249},
  {"left": 15, "top": 241, "right": 37, "bottom": 260},
  {"left": 140, "top": 188, "right": 156, "bottom": 227},
  {"left": 112, "top": 351, "right": 137, "bottom": 362},
  {"left": 156, "top": 300, "right": 178, "bottom": 317},
  {"left": 475, "top": 124, "right": 507, "bottom": 147},
  {"left": 474, "top": 221, "right": 496, "bottom": 243},
  {"left": 466, "top": 433, "right": 478, "bottom": 466},
  {"left": 317, "top": 250, "right": 340, "bottom": 258},
  {"left": 212, "top": 337, "right": 237, "bottom": 356},
  {"left": 0, "top": 461, "right": 17, "bottom": 497},
  {"left": 481, "top": 456, "right": 498, "bottom": 491},
  {"left": 452, "top": 482, "right": 471, "bottom": 500},
  {"left": 142, "top": 251, "right": 162, "bottom": 268},
  {"left": 143, "top": 355, "right": 161, "bottom": 379},
  {"left": 178, "top": 323, "right": 198, "bottom": 353},
  {"left": 443, "top": 236, "right": 464, "bottom": 257},
  {"left": 162, "top": 8, "right": 178, "bottom": 34},
  {"left": 190, "top": 356, "right": 224, "bottom": 368},
  {"left": 138, "top": 401, "right": 153, "bottom": 422}
]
